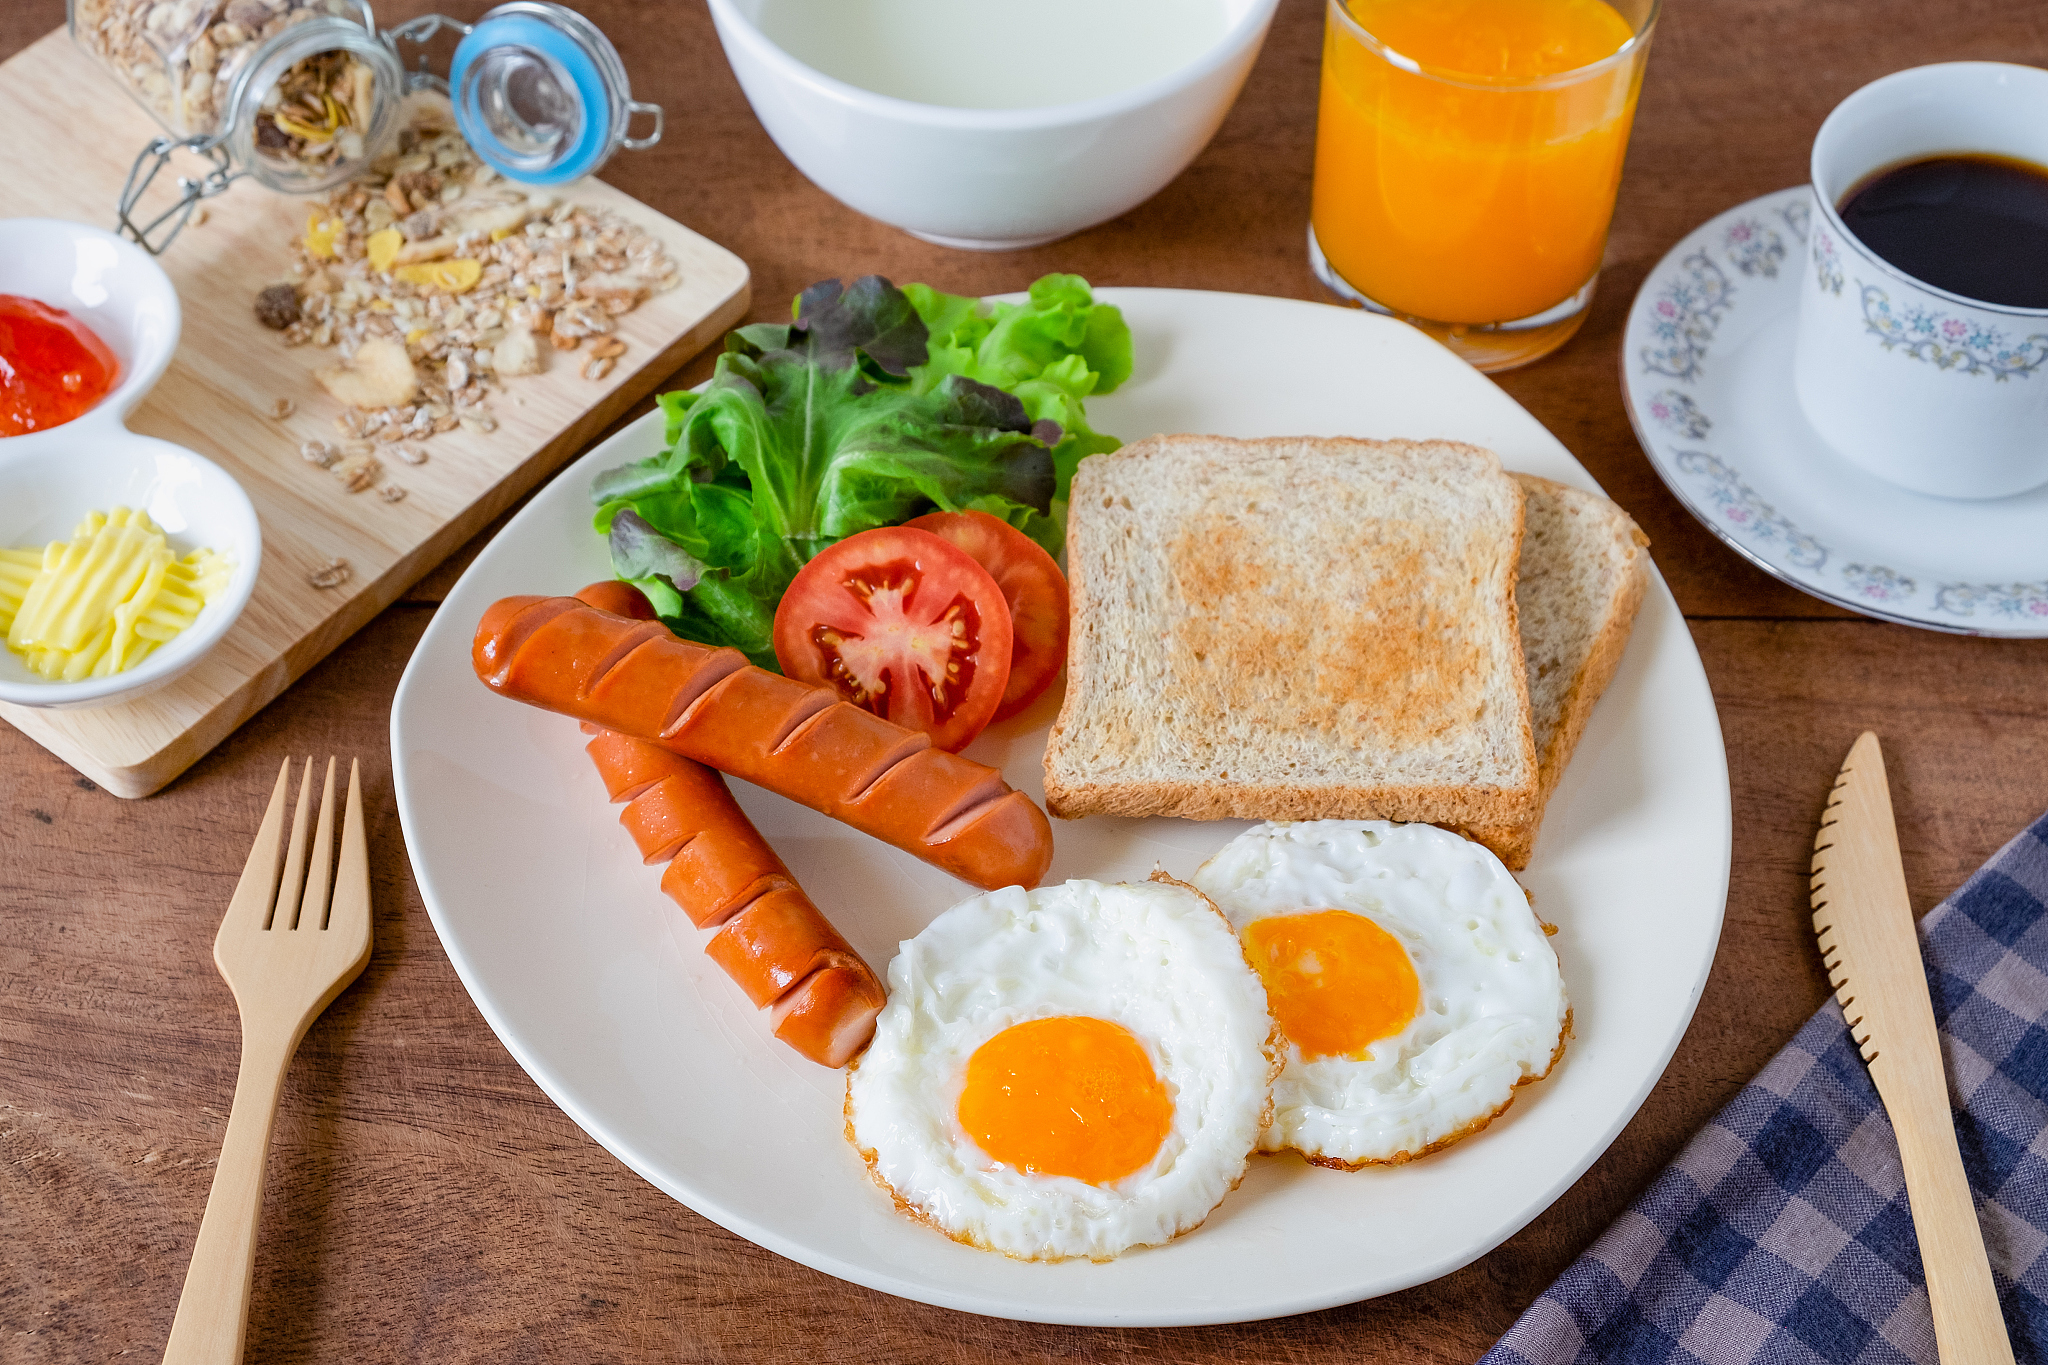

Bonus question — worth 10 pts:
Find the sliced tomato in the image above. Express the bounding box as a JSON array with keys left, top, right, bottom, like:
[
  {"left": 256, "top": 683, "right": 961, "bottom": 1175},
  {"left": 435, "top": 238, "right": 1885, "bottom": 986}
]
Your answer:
[
  {"left": 772, "top": 526, "right": 1013, "bottom": 752},
  {"left": 575, "top": 580, "right": 658, "bottom": 620},
  {"left": 904, "top": 510, "right": 1070, "bottom": 722}
]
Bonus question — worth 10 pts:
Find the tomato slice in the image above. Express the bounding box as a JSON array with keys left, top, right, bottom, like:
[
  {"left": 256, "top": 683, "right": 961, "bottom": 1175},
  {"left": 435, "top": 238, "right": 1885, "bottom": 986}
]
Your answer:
[
  {"left": 575, "top": 580, "right": 657, "bottom": 620},
  {"left": 904, "top": 510, "right": 1070, "bottom": 722},
  {"left": 772, "top": 527, "right": 1013, "bottom": 752}
]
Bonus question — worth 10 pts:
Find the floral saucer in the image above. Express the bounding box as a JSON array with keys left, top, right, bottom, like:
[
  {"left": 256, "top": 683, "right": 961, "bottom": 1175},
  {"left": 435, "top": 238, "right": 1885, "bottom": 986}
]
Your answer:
[{"left": 1622, "top": 186, "right": 2048, "bottom": 636}]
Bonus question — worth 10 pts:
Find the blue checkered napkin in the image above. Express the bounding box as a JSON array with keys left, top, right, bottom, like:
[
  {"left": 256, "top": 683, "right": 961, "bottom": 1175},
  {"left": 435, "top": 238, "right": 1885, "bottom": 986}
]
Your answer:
[{"left": 1483, "top": 814, "right": 2048, "bottom": 1365}]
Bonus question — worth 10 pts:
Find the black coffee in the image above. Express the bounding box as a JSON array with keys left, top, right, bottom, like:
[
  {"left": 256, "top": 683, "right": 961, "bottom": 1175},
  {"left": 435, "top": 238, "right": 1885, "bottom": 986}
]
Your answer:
[{"left": 1838, "top": 154, "right": 2048, "bottom": 309}]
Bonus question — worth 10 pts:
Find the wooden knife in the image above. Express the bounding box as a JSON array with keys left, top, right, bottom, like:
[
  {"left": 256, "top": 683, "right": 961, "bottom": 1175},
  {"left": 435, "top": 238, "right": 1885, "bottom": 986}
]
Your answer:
[{"left": 1810, "top": 732, "right": 2015, "bottom": 1364}]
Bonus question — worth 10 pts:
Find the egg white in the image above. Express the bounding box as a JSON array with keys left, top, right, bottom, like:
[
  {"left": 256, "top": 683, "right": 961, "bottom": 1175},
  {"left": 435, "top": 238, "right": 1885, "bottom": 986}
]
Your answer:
[
  {"left": 844, "top": 878, "right": 1277, "bottom": 1261},
  {"left": 1193, "top": 821, "right": 1567, "bottom": 1167}
]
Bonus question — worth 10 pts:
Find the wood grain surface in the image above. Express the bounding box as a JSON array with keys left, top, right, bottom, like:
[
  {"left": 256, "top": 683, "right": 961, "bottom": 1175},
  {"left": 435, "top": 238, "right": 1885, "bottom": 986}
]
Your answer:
[
  {"left": 6, "top": 1, "right": 2048, "bottom": 1361},
  {"left": 0, "top": 30, "right": 749, "bottom": 798}
]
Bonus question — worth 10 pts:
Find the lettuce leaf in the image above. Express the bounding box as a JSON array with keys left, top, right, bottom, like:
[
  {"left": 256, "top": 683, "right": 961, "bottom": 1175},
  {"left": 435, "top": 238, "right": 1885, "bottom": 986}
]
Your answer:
[
  {"left": 592, "top": 275, "right": 1092, "bottom": 667},
  {"left": 901, "top": 272, "right": 1131, "bottom": 501}
]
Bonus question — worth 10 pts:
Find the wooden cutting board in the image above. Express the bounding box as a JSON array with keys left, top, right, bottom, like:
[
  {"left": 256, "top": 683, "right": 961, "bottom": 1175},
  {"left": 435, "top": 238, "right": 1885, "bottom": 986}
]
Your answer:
[{"left": 0, "top": 29, "right": 749, "bottom": 797}]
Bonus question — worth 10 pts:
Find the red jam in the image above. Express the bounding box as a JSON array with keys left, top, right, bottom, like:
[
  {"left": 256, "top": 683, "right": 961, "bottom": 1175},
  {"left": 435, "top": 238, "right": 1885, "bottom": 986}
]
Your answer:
[{"left": 0, "top": 295, "right": 119, "bottom": 437}]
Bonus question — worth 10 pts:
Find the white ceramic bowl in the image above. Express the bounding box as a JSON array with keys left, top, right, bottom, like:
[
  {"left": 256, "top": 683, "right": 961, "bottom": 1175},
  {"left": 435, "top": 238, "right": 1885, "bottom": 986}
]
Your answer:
[
  {"left": 707, "top": 0, "right": 1280, "bottom": 249},
  {"left": 0, "top": 219, "right": 261, "bottom": 709}
]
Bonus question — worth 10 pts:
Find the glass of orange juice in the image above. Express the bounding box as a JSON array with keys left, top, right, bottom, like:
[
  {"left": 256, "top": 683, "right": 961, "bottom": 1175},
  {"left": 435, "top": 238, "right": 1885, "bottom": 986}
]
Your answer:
[{"left": 1310, "top": 0, "right": 1658, "bottom": 371}]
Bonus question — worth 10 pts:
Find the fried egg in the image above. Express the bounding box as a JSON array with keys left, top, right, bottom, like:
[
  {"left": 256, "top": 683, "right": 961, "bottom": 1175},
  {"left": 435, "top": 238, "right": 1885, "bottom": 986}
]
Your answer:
[
  {"left": 1192, "top": 821, "right": 1567, "bottom": 1167},
  {"left": 844, "top": 878, "right": 1277, "bottom": 1261}
]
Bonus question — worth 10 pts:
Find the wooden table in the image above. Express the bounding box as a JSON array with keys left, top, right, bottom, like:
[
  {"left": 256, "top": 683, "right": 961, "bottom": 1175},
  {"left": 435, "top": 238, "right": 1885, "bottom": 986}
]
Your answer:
[{"left": 6, "top": 2, "right": 2046, "bottom": 1359}]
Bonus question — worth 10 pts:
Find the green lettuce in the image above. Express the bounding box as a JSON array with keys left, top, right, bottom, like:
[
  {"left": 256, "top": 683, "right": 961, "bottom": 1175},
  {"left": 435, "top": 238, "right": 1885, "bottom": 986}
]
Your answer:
[
  {"left": 901, "top": 272, "right": 1131, "bottom": 501},
  {"left": 592, "top": 275, "right": 1124, "bottom": 667}
]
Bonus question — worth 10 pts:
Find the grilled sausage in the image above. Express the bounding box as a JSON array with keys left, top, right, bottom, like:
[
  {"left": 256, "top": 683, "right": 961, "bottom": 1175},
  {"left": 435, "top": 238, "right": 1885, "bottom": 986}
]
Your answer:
[
  {"left": 475, "top": 594, "right": 1054, "bottom": 890},
  {"left": 582, "top": 720, "right": 883, "bottom": 1066}
]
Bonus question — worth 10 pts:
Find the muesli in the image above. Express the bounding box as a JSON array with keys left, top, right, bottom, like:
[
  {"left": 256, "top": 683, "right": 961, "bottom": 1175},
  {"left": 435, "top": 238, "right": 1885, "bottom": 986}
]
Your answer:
[{"left": 257, "top": 95, "right": 680, "bottom": 487}]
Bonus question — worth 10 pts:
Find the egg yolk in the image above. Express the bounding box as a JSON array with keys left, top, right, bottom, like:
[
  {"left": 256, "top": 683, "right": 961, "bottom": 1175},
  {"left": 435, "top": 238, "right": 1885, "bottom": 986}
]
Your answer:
[
  {"left": 957, "top": 1016, "right": 1173, "bottom": 1185},
  {"left": 1242, "top": 910, "right": 1421, "bottom": 1061}
]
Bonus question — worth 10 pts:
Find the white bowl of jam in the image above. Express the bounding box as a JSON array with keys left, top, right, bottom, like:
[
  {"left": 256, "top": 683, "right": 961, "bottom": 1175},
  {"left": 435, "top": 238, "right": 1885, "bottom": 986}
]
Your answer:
[{"left": 0, "top": 219, "right": 262, "bottom": 709}]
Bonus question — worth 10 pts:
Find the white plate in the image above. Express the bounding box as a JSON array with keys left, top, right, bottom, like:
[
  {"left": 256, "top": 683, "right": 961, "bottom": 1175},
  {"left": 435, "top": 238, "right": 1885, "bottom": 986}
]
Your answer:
[
  {"left": 1624, "top": 187, "right": 2048, "bottom": 636},
  {"left": 392, "top": 288, "right": 1731, "bottom": 1327}
]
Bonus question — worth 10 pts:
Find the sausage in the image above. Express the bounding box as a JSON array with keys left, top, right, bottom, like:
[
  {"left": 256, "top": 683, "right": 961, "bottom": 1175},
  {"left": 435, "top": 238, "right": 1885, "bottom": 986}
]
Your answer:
[
  {"left": 573, "top": 579, "right": 657, "bottom": 621},
  {"left": 582, "top": 724, "right": 884, "bottom": 1067},
  {"left": 476, "top": 594, "right": 1054, "bottom": 890},
  {"left": 567, "top": 584, "right": 883, "bottom": 1065}
]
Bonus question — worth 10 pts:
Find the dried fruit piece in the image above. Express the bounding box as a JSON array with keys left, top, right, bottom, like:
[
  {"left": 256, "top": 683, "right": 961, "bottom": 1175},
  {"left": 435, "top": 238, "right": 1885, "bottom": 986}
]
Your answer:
[
  {"left": 366, "top": 228, "right": 404, "bottom": 271},
  {"left": 493, "top": 329, "right": 544, "bottom": 376},
  {"left": 394, "top": 259, "right": 482, "bottom": 293},
  {"left": 255, "top": 284, "right": 301, "bottom": 330},
  {"left": 305, "top": 211, "right": 344, "bottom": 259},
  {"left": 315, "top": 337, "right": 419, "bottom": 410}
]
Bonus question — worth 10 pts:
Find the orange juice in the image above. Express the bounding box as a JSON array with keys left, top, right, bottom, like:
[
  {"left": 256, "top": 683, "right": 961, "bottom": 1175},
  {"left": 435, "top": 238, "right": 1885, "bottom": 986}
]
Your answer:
[{"left": 1312, "top": 0, "right": 1646, "bottom": 328}]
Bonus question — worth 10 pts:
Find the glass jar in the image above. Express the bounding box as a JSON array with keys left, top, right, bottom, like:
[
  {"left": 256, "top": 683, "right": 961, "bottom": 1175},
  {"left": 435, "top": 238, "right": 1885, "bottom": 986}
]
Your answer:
[
  {"left": 70, "top": 0, "right": 381, "bottom": 150},
  {"left": 70, "top": 0, "right": 663, "bottom": 254}
]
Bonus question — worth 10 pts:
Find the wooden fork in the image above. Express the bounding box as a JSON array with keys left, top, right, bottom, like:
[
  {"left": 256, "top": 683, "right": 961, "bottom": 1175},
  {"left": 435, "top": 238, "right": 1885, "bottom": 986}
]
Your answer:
[{"left": 163, "top": 757, "right": 374, "bottom": 1365}]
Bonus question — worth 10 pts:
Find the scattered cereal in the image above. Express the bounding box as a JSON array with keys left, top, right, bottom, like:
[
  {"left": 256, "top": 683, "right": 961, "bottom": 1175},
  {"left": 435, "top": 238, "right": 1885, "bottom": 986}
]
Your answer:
[
  {"left": 270, "top": 397, "right": 297, "bottom": 419},
  {"left": 582, "top": 354, "right": 615, "bottom": 382},
  {"left": 378, "top": 483, "right": 407, "bottom": 503},
  {"left": 257, "top": 96, "right": 681, "bottom": 484},
  {"left": 588, "top": 337, "right": 626, "bottom": 360},
  {"left": 299, "top": 439, "right": 338, "bottom": 468},
  {"left": 394, "top": 444, "right": 427, "bottom": 465}
]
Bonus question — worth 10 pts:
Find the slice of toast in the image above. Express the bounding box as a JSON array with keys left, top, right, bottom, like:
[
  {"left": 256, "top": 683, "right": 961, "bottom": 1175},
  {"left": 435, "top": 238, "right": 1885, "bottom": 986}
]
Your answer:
[
  {"left": 1463, "top": 475, "right": 1650, "bottom": 868},
  {"left": 1042, "top": 434, "right": 1540, "bottom": 830}
]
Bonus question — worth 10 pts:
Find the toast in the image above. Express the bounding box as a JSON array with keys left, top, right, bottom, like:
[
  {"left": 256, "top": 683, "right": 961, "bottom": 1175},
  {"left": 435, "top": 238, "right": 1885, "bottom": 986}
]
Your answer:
[
  {"left": 1042, "top": 434, "right": 1540, "bottom": 830},
  {"left": 1463, "top": 475, "right": 1650, "bottom": 868}
]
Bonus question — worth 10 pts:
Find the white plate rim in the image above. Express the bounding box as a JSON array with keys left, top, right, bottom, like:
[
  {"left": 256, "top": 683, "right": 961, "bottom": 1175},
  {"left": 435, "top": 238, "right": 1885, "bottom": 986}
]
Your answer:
[
  {"left": 392, "top": 286, "right": 1732, "bottom": 1326},
  {"left": 1622, "top": 185, "right": 2048, "bottom": 639}
]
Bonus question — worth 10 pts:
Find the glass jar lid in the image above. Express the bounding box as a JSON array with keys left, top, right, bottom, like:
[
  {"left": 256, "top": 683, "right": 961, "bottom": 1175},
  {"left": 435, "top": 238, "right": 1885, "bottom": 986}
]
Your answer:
[{"left": 449, "top": 2, "right": 659, "bottom": 185}]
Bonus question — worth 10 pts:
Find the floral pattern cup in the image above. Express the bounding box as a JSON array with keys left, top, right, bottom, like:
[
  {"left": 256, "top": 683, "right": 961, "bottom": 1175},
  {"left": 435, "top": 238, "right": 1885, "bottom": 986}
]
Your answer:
[{"left": 1792, "top": 62, "right": 2048, "bottom": 500}]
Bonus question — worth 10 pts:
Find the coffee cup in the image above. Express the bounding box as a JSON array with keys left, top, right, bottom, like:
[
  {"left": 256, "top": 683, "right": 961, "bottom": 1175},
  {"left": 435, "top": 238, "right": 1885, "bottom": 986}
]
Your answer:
[{"left": 1792, "top": 62, "right": 2048, "bottom": 500}]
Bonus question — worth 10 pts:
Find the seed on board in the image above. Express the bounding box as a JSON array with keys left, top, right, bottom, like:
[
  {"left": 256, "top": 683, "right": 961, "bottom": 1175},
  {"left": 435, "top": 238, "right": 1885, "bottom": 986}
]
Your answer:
[
  {"left": 309, "top": 558, "right": 352, "bottom": 589},
  {"left": 587, "top": 337, "right": 626, "bottom": 360},
  {"left": 270, "top": 397, "right": 296, "bottom": 419},
  {"left": 395, "top": 444, "right": 427, "bottom": 465},
  {"left": 582, "top": 354, "right": 616, "bottom": 382},
  {"left": 378, "top": 484, "right": 408, "bottom": 503},
  {"left": 334, "top": 453, "right": 382, "bottom": 492},
  {"left": 299, "top": 439, "right": 338, "bottom": 468}
]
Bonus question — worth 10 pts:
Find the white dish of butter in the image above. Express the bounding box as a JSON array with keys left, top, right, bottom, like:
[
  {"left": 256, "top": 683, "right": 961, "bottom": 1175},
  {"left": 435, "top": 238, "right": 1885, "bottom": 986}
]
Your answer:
[
  {"left": 0, "top": 218, "right": 263, "bottom": 711},
  {"left": 0, "top": 430, "right": 260, "bottom": 710},
  {"left": 0, "top": 437, "right": 262, "bottom": 712}
]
